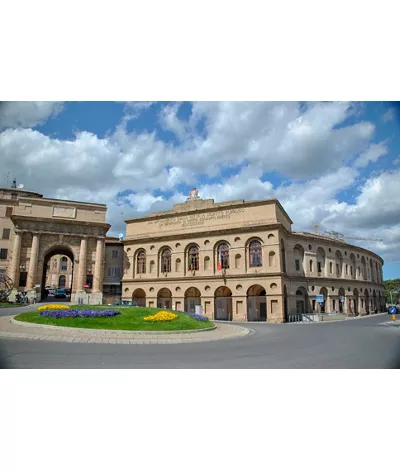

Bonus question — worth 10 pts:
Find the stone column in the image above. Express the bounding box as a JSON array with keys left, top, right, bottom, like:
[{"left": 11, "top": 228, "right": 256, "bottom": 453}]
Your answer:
[
  {"left": 93, "top": 238, "right": 104, "bottom": 293},
  {"left": 27, "top": 232, "right": 40, "bottom": 289},
  {"left": 76, "top": 237, "right": 88, "bottom": 292},
  {"left": 10, "top": 231, "right": 22, "bottom": 288}
]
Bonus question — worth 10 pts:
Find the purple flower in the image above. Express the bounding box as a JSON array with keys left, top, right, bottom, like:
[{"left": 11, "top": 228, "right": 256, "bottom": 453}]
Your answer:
[
  {"left": 39, "top": 309, "right": 120, "bottom": 318},
  {"left": 187, "top": 312, "right": 209, "bottom": 322}
]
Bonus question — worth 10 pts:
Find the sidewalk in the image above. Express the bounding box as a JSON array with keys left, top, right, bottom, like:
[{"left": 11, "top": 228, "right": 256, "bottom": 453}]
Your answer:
[{"left": 0, "top": 314, "right": 252, "bottom": 345}]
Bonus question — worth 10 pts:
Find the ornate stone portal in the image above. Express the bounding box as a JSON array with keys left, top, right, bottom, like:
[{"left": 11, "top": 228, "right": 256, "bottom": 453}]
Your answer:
[{"left": 7, "top": 194, "right": 110, "bottom": 304}]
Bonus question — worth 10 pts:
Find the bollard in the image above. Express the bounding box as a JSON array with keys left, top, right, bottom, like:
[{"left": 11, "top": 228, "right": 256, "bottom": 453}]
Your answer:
[{"left": 392, "top": 314, "right": 396, "bottom": 322}]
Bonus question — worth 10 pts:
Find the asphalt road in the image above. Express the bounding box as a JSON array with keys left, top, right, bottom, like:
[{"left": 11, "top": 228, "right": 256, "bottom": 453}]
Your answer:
[{"left": 1, "top": 313, "right": 399, "bottom": 368}]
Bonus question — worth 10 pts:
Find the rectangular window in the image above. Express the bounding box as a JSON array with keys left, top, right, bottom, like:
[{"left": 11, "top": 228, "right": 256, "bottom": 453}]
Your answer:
[
  {"left": 11, "top": 193, "right": 18, "bottom": 200},
  {"left": 19, "top": 271, "right": 27, "bottom": 287},
  {"left": 5, "top": 207, "right": 13, "bottom": 217},
  {"left": 0, "top": 248, "right": 8, "bottom": 260},
  {"left": 329, "top": 262, "right": 332, "bottom": 274},
  {"left": 86, "top": 274, "right": 93, "bottom": 289},
  {"left": 109, "top": 267, "right": 122, "bottom": 277},
  {"left": 350, "top": 266, "right": 353, "bottom": 276},
  {"left": 295, "top": 259, "right": 300, "bottom": 271},
  {"left": 317, "top": 262, "right": 322, "bottom": 273},
  {"left": 2, "top": 229, "right": 10, "bottom": 240},
  {"left": 112, "top": 250, "right": 118, "bottom": 259}
]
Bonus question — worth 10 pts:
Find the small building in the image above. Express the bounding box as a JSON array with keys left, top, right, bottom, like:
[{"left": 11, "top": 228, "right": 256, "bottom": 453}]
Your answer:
[{"left": 102, "top": 237, "right": 124, "bottom": 304}]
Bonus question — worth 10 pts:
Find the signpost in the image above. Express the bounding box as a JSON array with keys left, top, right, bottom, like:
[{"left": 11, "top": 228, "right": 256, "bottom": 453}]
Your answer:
[
  {"left": 389, "top": 306, "right": 397, "bottom": 321},
  {"left": 316, "top": 295, "right": 324, "bottom": 303}
]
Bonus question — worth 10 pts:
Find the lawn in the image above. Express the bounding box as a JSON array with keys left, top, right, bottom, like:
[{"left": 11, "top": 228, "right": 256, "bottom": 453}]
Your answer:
[
  {"left": 14, "top": 305, "right": 214, "bottom": 331},
  {"left": 0, "top": 303, "right": 21, "bottom": 308}
]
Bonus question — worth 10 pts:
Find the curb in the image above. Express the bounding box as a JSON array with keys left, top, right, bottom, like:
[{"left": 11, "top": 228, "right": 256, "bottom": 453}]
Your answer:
[
  {"left": 283, "top": 312, "right": 388, "bottom": 325},
  {"left": 10, "top": 317, "right": 217, "bottom": 335}
]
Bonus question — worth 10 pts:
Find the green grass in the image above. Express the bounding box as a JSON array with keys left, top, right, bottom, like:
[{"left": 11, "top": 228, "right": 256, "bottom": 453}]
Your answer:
[
  {"left": 14, "top": 305, "right": 214, "bottom": 331},
  {"left": 0, "top": 303, "right": 21, "bottom": 308}
]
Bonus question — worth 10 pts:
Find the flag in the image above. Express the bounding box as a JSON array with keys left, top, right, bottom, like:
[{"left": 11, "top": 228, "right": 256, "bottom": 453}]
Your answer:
[
  {"left": 189, "top": 256, "right": 193, "bottom": 270},
  {"left": 217, "top": 249, "right": 222, "bottom": 272}
]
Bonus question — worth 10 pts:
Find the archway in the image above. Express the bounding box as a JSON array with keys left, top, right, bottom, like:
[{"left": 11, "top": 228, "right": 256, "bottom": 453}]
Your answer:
[
  {"left": 247, "top": 284, "right": 267, "bottom": 321},
  {"left": 338, "top": 287, "right": 345, "bottom": 313},
  {"left": 284, "top": 285, "right": 288, "bottom": 321},
  {"left": 132, "top": 288, "right": 146, "bottom": 307},
  {"left": 353, "top": 288, "right": 359, "bottom": 316},
  {"left": 41, "top": 245, "right": 74, "bottom": 302},
  {"left": 296, "top": 287, "right": 309, "bottom": 314},
  {"left": 365, "top": 290, "right": 370, "bottom": 314},
  {"left": 372, "top": 290, "right": 377, "bottom": 313},
  {"left": 157, "top": 288, "right": 172, "bottom": 309},
  {"left": 184, "top": 287, "right": 201, "bottom": 313},
  {"left": 319, "top": 287, "right": 328, "bottom": 313},
  {"left": 214, "top": 286, "right": 232, "bottom": 321}
]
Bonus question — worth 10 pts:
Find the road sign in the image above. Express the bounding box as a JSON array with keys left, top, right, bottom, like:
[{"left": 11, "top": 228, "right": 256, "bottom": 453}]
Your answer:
[
  {"left": 389, "top": 306, "right": 397, "bottom": 315},
  {"left": 340, "top": 296, "right": 345, "bottom": 302},
  {"left": 316, "top": 295, "right": 324, "bottom": 302}
]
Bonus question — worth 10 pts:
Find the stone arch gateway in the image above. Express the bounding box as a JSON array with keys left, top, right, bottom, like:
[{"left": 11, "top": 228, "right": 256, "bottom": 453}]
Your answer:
[{"left": 9, "top": 197, "right": 110, "bottom": 304}]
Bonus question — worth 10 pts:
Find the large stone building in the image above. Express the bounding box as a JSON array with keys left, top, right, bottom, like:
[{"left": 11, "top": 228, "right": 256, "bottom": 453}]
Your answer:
[
  {"left": 121, "top": 190, "right": 385, "bottom": 322},
  {"left": 1, "top": 183, "right": 385, "bottom": 320}
]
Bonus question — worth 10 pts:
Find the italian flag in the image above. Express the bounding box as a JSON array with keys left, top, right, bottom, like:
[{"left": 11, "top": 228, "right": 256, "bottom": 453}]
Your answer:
[
  {"left": 217, "top": 250, "right": 223, "bottom": 272},
  {"left": 189, "top": 257, "right": 193, "bottom": 270}
]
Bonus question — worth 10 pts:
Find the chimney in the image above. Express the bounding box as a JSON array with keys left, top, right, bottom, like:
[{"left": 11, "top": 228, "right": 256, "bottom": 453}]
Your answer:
[{"left": 314, "top": 224, "right": 319, "bottom": 234}]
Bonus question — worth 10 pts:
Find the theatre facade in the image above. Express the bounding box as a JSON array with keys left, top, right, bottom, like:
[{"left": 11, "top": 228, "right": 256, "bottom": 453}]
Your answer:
[{"left": 121, "top": 191, "right": 385, "bottom": 322}]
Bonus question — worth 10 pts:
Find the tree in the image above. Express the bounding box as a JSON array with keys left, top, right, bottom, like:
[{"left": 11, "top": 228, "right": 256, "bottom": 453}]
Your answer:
[{"left": 383, "top": 278, "right": 400, "bottom": 304}]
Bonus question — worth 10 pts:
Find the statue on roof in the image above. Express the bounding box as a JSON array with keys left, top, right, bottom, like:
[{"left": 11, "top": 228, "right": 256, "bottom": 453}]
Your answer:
[{"left": 187, "top": 188, "right": 200, "bottom": 200}]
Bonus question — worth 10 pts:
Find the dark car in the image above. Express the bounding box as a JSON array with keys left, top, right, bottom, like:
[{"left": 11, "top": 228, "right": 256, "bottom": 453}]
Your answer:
[{"left": 55, "top": 289, "right": 66, "bottom": 298}]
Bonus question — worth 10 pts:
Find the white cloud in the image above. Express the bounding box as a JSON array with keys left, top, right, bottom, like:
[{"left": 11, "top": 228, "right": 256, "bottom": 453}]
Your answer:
[
  {"left": 382, "top": 108, "right": 395, "bottom": 123},
  {"left": 0, "top": 101, "right": 64, "bottom": 129},
  {"left": 1, "top": 101, "right": 399, "bottom": 266},
  {"left": 354, "top": 141, "right": 388, "bottom": 168}
]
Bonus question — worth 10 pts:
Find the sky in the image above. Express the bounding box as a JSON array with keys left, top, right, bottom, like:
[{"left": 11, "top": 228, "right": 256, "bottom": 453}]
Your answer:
[{"left": 0, "top": 101, "right": 399, "bottom": 280}]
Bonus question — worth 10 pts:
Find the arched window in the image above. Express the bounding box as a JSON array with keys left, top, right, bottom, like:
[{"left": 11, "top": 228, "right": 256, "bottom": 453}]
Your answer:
[
  {"left": 217, "top": 243, "right": 230, "bottom": 270},
  {"left": 161, "top": 248, "right": 171, "bottom": 273},
  {"left": 249, "top": 240, "right": 262, "bottom": 267},
  {"left": 188, "top": 246, "right": 199, "bottom": 271},
  {"left": 53, "top": 259, "right": 57, "bottom": 269},
  {"left": 137, "top": 251, "right": 146, "bottom": 274}
]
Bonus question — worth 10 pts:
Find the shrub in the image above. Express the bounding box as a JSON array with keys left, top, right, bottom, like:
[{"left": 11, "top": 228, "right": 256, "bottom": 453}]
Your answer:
[
  {"left": 38, "top": 304, "right": 71, "bottom": 311},
  {"left": 39, "top": 309, "right": 120, "bottom": 318},
  {"left": 144, "top": 310, "right": 178, "bottom": 322}
]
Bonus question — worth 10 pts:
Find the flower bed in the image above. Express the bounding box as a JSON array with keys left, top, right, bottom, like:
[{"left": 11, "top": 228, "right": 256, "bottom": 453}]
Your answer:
[
  {"left": 38, "top": 304, "right": 71, "bottom": 311},
  {"left": 39, "top": 309, "right": 120, "bottom": 318},
  {"left": 187, "top": 312, "right": 209, "bottom": 322},
  {"left": 144, "top": 310, "right": 178, "bottom": 322}
]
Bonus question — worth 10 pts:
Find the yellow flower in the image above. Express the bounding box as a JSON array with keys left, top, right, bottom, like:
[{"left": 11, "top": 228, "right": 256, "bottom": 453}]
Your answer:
[
  {"left": 144, "top": 310, "right": 178, "bottom": 322},
  {"left": 38, "top": 304, "right": 71, "bottom": 311}
]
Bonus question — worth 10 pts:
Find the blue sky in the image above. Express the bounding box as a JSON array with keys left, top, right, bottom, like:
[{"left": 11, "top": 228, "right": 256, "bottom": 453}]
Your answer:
[{"left": 1, "top": 101, "right": 399, "bottom": 279}]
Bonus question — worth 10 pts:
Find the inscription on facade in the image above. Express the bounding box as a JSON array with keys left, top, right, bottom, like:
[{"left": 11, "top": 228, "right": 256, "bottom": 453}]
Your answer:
[
  {"left": 148, "top": 208, "right": 246, "bottom": 229},
  {"left": 52, "top": 206, "right": 76, "bottom": 219}
]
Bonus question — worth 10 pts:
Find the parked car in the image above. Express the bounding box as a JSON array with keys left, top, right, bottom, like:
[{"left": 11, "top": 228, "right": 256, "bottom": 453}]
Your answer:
[{"left": 55, "top": 289, "right": 66, "bottom": 298}]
